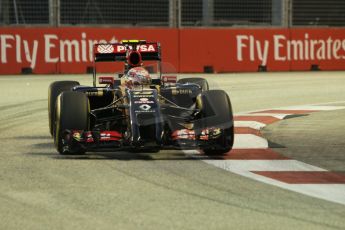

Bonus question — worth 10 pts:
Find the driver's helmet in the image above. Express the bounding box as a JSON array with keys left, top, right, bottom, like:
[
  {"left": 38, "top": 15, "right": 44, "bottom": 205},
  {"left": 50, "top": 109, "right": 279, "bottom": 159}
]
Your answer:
[{"left": 121, "top": 67, "right": 151, "bottom": 89}]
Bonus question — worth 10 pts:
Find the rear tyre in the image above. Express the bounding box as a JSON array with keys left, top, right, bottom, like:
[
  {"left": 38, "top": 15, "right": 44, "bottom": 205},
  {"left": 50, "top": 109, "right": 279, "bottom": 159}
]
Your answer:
[
  {"left": 48, "top": 81, "right": 80, "bottom": 136},
  {"left": 177, "top": 78, "right": 209, "bottom": 91},
  {"left": 54, "top": 91, "right": 89, "bottom": 155},
  {"left": 196, "top": 90, "right": 234, "bottom": 155}
]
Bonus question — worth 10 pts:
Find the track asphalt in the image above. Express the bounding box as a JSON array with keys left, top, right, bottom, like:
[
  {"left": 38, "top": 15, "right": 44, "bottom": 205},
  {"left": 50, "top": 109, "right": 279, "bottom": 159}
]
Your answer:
[{"left": 0, "top": 72, "right": 344, "bottom": 229}]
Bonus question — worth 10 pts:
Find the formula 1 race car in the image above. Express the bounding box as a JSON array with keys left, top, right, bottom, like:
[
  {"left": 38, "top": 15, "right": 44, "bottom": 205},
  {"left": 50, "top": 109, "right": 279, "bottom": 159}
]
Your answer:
[{"left": 48, "top": 40, "right": 234, "bottom": 155}]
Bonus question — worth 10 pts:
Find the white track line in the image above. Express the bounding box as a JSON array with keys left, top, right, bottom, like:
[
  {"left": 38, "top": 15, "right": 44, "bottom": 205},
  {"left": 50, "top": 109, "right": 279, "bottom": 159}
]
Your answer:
[
  {"left": 234, "top": 121, "right": 266, "bottom": 130},
  {"left": 236, "top": 113, "right": 289, "bottom": 119},
  {"left": 287, "top": 184, "right": 345, "bottom": 205},
  {"left": 204, "top": 160, "right": 326, "bottom": 172},
  {"left": 233, "top": 134, "right": 268, "bottom": 149},
  {"left": 203, "top": 160, "right": 345, "bottom": 205}
]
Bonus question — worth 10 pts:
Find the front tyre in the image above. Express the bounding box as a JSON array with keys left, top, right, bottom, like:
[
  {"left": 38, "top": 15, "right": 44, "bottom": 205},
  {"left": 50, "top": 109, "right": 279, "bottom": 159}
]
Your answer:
[
  {"left": 196, "top": 90, "right": 234, "bottom": 155},
  {"left": 48, "top": 81, "right": 80, "bottom": 136},
  {"left": 54, "top": 91, "right": 89, "bottom": 155}
]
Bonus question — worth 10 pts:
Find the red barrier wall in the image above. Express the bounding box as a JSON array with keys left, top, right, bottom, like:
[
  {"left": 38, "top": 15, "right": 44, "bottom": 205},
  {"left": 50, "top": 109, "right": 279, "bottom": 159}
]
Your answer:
[
  {"left": 1, "top": 27, "right": 345, "bottom": 74},
  {"left": 179, "top": 28, "right": 291, "bottom": 72},
  {"left": 180, "top": 28, "right": 345, "bottom": 72}
]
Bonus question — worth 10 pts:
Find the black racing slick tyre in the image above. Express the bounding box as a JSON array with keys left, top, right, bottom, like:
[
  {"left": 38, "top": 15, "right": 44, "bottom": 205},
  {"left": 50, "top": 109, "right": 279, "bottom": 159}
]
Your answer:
[
  {"left": 177, "top": 78, "right": 209, "bottom": 91},
  {"left": 54, "top": 91, "right": 89, "bottom": 155},
  {"left": 196, "top": 90, "right": 234, "bottom": 155},
  {"left": 48, "top": 81, "right": 80, "bottom": 136}
]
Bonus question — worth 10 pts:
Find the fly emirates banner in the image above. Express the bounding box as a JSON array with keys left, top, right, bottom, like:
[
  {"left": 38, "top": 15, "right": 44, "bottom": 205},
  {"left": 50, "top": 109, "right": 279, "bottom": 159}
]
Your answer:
[{"left": 1, "top": 27, "right": 345, "bottom": 74}]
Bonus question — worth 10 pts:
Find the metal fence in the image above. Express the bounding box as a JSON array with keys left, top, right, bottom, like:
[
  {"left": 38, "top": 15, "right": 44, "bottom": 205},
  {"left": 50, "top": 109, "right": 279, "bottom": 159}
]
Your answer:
[
  {"left": 291, "top": 0, "right": 345, "bottom": 26},
  {"left": 60, "top": 0, "right": 170, "bottom": 26},
  {"left": 0, "top": 0, "right": 49, "bottom": 25},
  {"left": 181, "top": 0, "right": 273, "bottom": 27},
  {"left": 1, "top": 0, "right": 345, "bottom": 27}
]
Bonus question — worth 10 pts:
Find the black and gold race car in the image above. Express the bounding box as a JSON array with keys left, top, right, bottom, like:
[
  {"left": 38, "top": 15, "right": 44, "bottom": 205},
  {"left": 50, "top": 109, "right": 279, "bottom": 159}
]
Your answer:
[{"left": 48, "top": 40, "right": 234, "bottom": 155}]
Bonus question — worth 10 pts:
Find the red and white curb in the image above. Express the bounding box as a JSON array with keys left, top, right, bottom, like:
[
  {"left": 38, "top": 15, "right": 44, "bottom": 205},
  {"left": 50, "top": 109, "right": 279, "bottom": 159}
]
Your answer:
[{"left": 194, "top": 104, "right": 345, "bottom": 205}]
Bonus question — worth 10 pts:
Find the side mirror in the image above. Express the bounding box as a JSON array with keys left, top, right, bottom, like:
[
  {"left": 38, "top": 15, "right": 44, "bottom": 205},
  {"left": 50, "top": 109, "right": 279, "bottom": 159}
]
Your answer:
[
  {"left": 162, "top": 76, "right": 177, "bottom": 83},
  {"left": 161, "top": 75, "right": 177, "bottom": 87}
]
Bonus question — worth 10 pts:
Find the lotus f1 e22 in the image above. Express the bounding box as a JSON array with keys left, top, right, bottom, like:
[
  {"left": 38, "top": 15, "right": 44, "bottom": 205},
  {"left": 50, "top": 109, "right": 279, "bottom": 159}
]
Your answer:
[{"left": 48, "top": 40, "right": 234, "bottom": 155}]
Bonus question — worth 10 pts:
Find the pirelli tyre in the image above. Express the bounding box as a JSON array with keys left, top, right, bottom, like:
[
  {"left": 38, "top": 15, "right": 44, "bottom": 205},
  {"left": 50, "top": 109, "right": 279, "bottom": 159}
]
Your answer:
[
  {"left": 54, "top": 91, "right": 89, "bottom": 155},
  {"left": 48, "top": 81, "right": 80, "bottom": 136},
  {"left": 196, "top": 90, "right": 234, "bottom": 155},
  {"left": 177, "top": 78, "right": 209, "bottom": 91}
]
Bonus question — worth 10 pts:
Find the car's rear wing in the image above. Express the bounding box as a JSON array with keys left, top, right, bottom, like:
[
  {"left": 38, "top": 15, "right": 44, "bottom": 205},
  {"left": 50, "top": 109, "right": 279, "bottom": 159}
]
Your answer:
[{"left": 94, "top": 40, "right": 161, "bottom": 62}]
